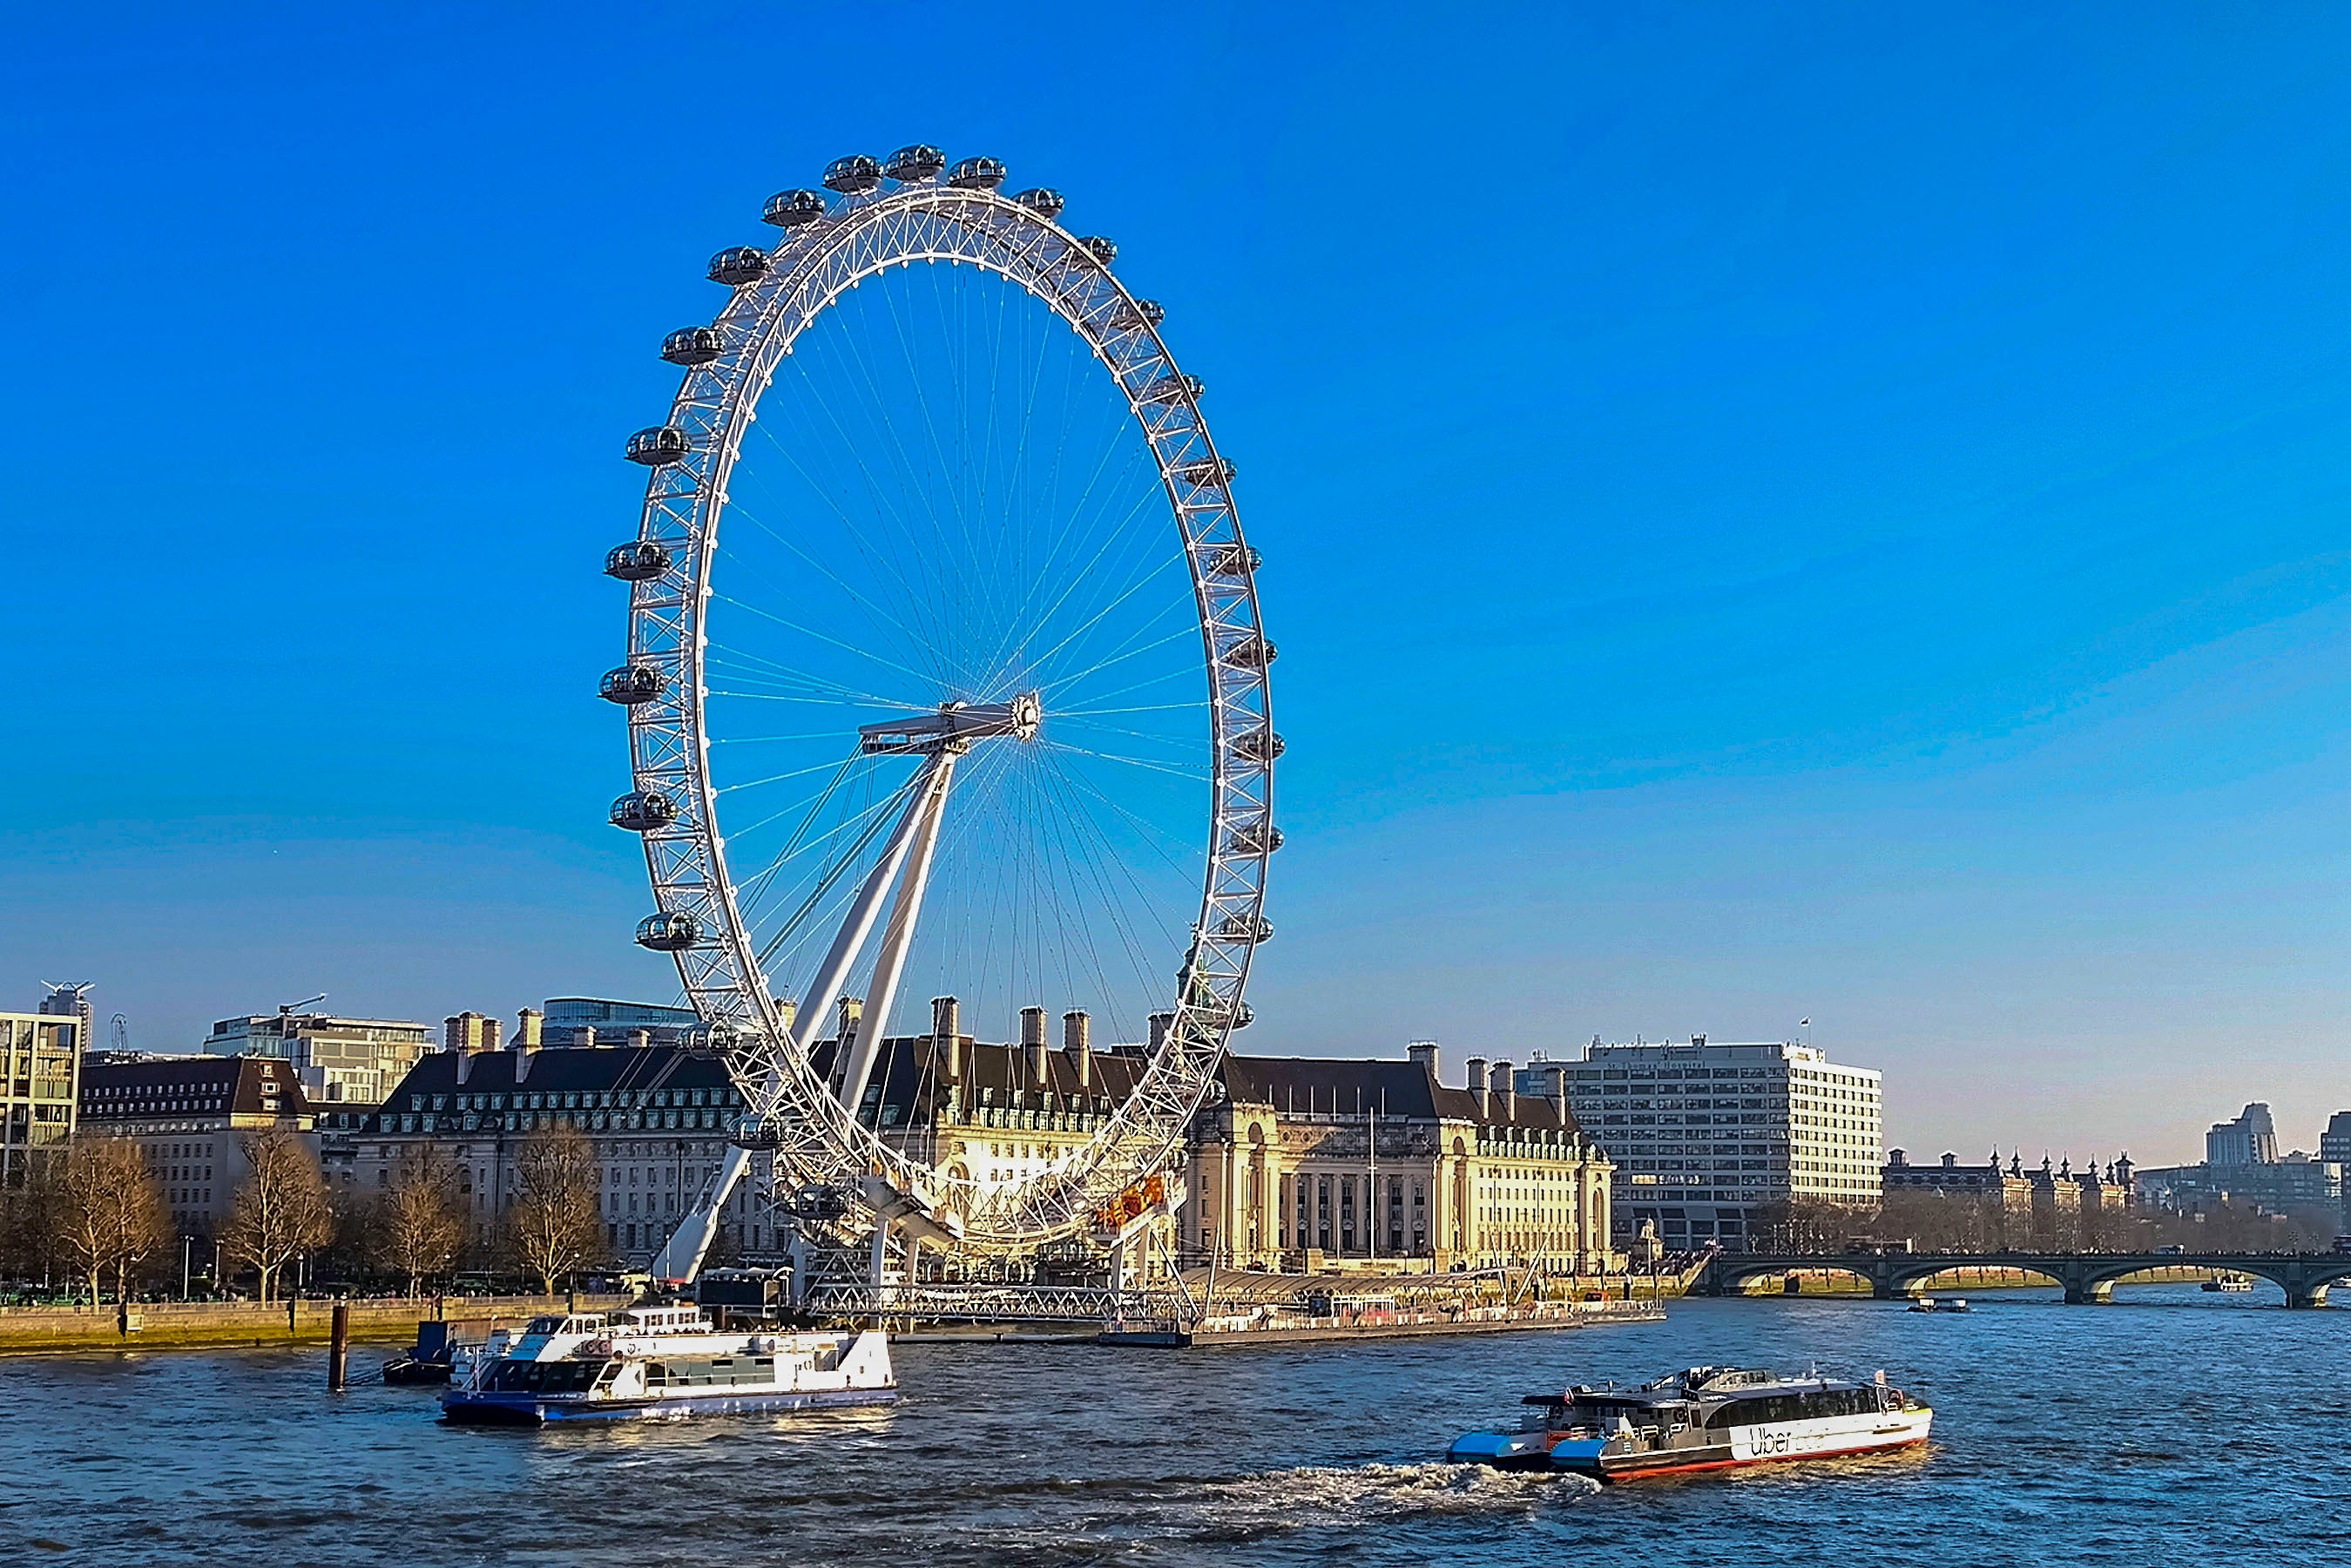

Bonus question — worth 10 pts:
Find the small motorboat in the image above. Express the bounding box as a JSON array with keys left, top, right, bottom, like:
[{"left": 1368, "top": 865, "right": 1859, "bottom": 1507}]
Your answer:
[
  {"left": 382, "top": 1352, "right": 454, "bottom": 1385},
  {"left": 1908, "top": 1295, "right": 1969, "bottom": 1313}
]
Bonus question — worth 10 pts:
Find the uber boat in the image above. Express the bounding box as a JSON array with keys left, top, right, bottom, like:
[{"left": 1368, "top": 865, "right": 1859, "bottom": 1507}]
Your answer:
[
  {"left": 1449, "top": 1365, "right": 1931, "bottom": 1481},
  {"left": 441, "top": 1304, "right": 895, "bottom": 1425}
]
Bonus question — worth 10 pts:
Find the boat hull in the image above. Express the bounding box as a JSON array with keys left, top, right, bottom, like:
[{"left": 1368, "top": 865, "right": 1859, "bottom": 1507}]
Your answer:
[
  {"left": 1452, "top": 1410, "right": 1932, "bottom": 1482},
  {"left": 442, "top": 1384, "right": 899, "bottom": 1426}
]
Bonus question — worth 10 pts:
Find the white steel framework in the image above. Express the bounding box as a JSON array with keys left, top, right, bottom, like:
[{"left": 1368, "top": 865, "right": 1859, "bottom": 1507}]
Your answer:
[{"left": 609, "top": 155, "right": 1274, "bottom": 1276}]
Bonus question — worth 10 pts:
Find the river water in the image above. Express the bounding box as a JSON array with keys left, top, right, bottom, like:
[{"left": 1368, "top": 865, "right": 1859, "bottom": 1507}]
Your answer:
[{"left": 3, "top": 1286, "right": 2343, "bottom": 1566}]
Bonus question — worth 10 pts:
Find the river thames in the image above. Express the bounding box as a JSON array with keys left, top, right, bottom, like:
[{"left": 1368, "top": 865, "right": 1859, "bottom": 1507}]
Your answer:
[{"left": 3, "top": 1288, "right": 2341, "bottom": 1566}]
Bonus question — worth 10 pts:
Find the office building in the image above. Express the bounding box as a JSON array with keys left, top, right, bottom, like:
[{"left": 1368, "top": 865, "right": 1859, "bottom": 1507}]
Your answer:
[
  {"left": 203, "top": 1010, "right": 435, "bottom": 1107},
  {"left": 0, "top": 1010, "right": 81, "bottom": 1183},
  {"left": 1547, "top": 1036, "right": 1881, "bottom": 1252},
  {"left": 2206, "top": 1103, "right": 2279, "bottom": 1167},
  {"left": 539, "top": 997, "right": 706, "bottom": 1050}
]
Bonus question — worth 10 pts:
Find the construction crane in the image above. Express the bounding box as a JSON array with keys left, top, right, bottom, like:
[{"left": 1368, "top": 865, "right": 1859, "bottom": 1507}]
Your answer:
[{"left": 278, "top": 993, "right": 327, "bottom": 1019}]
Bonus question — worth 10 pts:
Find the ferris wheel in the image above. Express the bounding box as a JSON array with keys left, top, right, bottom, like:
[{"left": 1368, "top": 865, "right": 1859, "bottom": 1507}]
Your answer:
[{"left": 599, "top": 146, "right": 1276, "bottom": 1279}]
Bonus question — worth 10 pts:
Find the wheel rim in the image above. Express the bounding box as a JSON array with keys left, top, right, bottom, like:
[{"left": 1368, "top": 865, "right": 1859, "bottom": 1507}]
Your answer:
[{"left": 615, "top": 172, "right": 1274, "bottom": 1249}]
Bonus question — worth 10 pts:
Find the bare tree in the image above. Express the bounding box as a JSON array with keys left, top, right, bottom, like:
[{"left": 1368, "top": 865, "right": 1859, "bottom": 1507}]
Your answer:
[
  {"left": 372, "top": 1149, "right": 470, "bottom": 1296},
  {"left": 506, "top": 1124, "right": 605, "bottom": 1294},
  {"left": 55, "top": 1139, "right": 171, "bottom": 1304},
  {"left": 220, "top": 1129, "right": 335, "bottom": 1303}
]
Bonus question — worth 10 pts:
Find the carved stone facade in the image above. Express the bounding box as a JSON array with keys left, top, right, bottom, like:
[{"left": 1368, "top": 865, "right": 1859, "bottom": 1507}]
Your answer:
[{"left": 1185, "top": 1044, "right": 1614, "bottom": 1274}]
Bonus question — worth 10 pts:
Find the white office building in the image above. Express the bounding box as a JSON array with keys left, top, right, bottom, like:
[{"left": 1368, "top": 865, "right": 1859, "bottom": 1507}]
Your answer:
[{"left": 1527, "top": 1036, "right": 1882, "bottom": 1252}]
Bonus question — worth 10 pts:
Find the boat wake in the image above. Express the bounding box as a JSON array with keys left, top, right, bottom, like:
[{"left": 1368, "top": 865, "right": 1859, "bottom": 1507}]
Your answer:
[{"left": 1181, "top": 1460, "right": 1597, "bottom": 1533}]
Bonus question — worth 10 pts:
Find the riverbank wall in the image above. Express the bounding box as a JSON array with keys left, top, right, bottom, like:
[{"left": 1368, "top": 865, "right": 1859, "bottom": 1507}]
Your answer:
[{"left": 0, "top": 1294, "right": 632, "bottom": 1356}]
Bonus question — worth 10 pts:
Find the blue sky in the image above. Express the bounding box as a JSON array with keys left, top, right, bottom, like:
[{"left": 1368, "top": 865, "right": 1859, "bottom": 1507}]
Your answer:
[{"left": 7, "top": 3, "right": 2351, "bottom": 1162}]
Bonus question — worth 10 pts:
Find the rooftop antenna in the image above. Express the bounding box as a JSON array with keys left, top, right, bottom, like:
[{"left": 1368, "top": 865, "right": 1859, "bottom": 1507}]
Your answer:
[{"left": 109, "top": 1014, "right": 129, "bottom": 1053}]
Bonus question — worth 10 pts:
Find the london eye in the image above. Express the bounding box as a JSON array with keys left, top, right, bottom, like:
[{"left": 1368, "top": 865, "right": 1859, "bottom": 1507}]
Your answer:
[{"left": 600, "top": 146, "right": 1276, "bottom": 1277}]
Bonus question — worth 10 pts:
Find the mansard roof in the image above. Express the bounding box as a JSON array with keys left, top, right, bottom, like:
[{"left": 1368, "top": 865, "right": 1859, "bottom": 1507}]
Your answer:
[
  {"left": 1215, "top": 1054, "right": 1583, "bottom": 1134},
  {"left": 80, "top": 1054, "right": 310, "bottom": 1119}
]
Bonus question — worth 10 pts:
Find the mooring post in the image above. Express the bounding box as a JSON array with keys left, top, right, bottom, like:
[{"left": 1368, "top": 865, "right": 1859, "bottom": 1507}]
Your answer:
[{"left": 328, "top": 1300, "right": 350, "bottom": 1391}]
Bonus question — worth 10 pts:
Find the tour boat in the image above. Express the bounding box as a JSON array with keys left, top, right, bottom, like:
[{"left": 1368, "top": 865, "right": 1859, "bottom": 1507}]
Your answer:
[
  {"left": 1908, "top": 1295, "right": 1970, "bottom": 1313},
  {"left": 2202, "top": 1275, "right": 2253, "bottom": 1294},
  {"left": 1449, "top": 1365, "right": 1932, "bottom": 1481},
  {"left": 441, "top": 1304, "right": 896, "bottom": 1425}
]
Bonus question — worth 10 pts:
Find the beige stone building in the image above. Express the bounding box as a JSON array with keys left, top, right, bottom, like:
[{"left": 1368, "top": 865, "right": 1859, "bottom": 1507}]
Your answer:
[
  {"left": 78, "top": 1055, "right": 314, "bottom": 1238},
  {"left": 346, "top": 1000, "right": 1614, "bottom": 1281},
  {"left": 1186, "top": 1043, "right": 1614, "bottom": 1274}
]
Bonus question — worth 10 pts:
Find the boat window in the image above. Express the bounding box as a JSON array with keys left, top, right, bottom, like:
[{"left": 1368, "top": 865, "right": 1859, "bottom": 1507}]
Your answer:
[{"left": 483, "top": 1359, "right": 598, "bottom": 1394}]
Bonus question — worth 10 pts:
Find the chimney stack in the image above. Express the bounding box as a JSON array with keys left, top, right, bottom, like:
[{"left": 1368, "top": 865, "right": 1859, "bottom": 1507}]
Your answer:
[
  {"left": 1149, "top": 1011, "right": 1174, "bottom": 1055},
  {"left": 835, "top": 997, "right": 862, "bottom": 1057},
  {"left": 444, "top": 1011, "right": 500, "bottom": 1053},
  {"left": 1022, "top": 1005, "right": 1049, "bottom": 1085},
  {"left": 579, "top": 1026, "right": 599, "bottom": 1051},
  {"left": 933, "top": 996, "right": 962, "bottom": 1080},
  {"left": 516, "top": 1008, "right": 544, "bottom": 1051},
  {"left": 1407, "top": 1040, "right": 1440, "bottom": 1079},
  {"left": 1544, "top": 1064, "right": 1570, "bottom": 1122},
  {"left": 1466, "top": 1056, "right": 1490, "bottom": 1117},
  {"left": 1493, "top": 1060, "right": 1516, "bottom": 1119},
  {"left": 1064, "top": 1010, "right": 1091, "bottom": 1089},
  {"left": 629, "top": 1029, "right": 651, "bottom": 1051}
]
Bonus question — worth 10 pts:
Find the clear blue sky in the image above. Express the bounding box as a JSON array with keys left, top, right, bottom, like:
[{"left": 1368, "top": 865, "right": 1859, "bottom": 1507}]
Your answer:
[{"left": 7, "top": 3, "right": 2350, "bottom": 1164}]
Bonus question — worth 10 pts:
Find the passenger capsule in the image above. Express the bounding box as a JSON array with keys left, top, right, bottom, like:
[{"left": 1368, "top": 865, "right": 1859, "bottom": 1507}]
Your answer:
[
  {"left": 660, "top": 327, "right": 724, "bottom": 366},
  {"left": 1229, "top": 820, "right": 1283, "bottom": 855},
  {"left": 948, "top": 155, "right": 1007, "bottom": 190},
  {"left": 1222, "top": 634, "right": 1277, "bottom": 669},
  {"left": 884, "top": 144, "right": 947, "bottom": 183},
  {"left": 1233, "top": 727, "right": 1286, "bottom": 764},
  {"left": 599, "top": 665, "right": 665, "bottom": 706},
  {"left": 625, "top": 426, "right": 691, "bottom": 466},
  {"left": 1111, "top": 298, "right": 1166, "bottom": 331},
  {"left": 1138, "top": 372, "right": 1205, "bottom": 406},
  {"left": 610, "top": 790, "right": 679, "bottom": 831},
  {"left": 635, "top": 911, "right": 702, "bottom": 951},
  {"left": 762, "top": 188, "right": 828, "bottom": 227},
  {"left": 604, "top": 540, "right": 672, "bottom": 581},
  {"left": 1013, "top": 187, "right": 1065, "bottom": 219},
  {"left": 1076, "top": 235, "right": 1118, "bottom": 266},
  {"left": 1173, "top": 456, "right": 1237, "bottom": 487},
  {"left": 707, "top": 247, "right": 770, "bottom": 287},
  {"left": 1204, "top": 543, "right": 1262, "bottom": 578},
  {"left": 824, "top": 154, "right": 884, "bottom": 193},
  {"left": 1229, "top": 1000, "right": 1255, "bottom": 1029},
  {"left": 1218, "top": 913, "right": 1274, "bottom": 943}
]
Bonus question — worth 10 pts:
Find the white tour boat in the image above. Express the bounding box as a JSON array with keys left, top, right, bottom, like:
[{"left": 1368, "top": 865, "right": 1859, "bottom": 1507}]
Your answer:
[
  {"left": 441, "top": 1304, "right": 895, "bottom": 1425},
  {"left": 1449, "top": 1365, "right": 1932, "bottom": 1481}
]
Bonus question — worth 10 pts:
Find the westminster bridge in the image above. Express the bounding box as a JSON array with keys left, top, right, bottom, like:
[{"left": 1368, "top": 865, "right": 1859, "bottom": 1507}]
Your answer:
[{"left": 1696, "top": 1249, "right": 2351, "bottom": 1309}]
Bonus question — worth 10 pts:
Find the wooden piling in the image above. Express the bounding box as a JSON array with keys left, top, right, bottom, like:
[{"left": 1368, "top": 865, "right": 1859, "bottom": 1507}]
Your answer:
[{"left": 328, "top": 1301, "right": 349, "bottom": 1391}]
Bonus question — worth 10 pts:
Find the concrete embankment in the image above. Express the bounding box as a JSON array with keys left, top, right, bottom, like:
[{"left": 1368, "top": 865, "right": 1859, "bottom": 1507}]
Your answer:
[
  {"left": 0, "top": 1294, "right": 632, "bottom": 1357},
  {"left": 1132, "top": 1298, "right": 1667, "bottom": 1348}
]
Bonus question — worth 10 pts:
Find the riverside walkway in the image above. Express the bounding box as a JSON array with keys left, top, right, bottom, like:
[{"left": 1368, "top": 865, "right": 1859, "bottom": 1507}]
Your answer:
[{"left": 1698, "top": 1249, "right": 2351, "bottom": 1308}]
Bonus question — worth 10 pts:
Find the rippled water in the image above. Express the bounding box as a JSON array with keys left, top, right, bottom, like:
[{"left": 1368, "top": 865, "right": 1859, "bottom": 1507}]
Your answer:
[{"left": 3, "top": 1287, "right": 2344, "bottom": 1565}]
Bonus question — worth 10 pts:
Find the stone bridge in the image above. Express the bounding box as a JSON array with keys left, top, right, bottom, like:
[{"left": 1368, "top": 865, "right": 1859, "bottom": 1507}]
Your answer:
[{"left": 1699, "top": 1250, "right": 2351, "bottom": 1308}]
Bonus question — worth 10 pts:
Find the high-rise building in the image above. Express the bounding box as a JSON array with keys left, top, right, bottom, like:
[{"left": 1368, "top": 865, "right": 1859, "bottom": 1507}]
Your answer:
[
  {"left": 0, "top": 1010, "right": 81, "bottom": 1182},
  {"left": 1546, "top": 1036, "right": 1882, "bottom": 1252},
  {"left": 203, "top": 1011, "right": 434, "bottom": 1107},
  {"left": 2205, "top": 1103, "right": 2279, "bottom": 1166},
  {"left": 39, "top": 982, "right": 94, "bottom": 1048}
]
